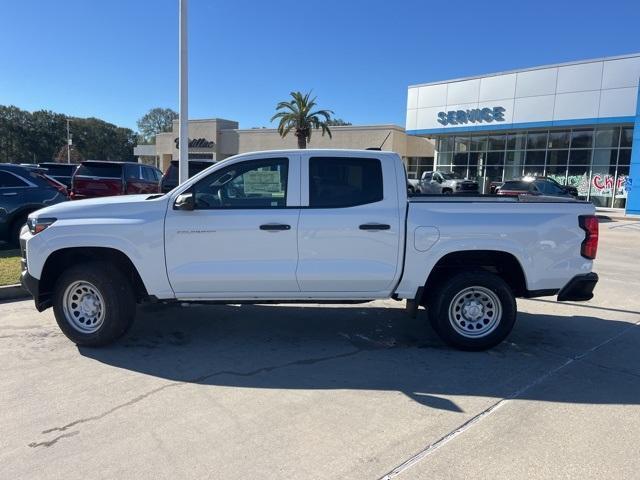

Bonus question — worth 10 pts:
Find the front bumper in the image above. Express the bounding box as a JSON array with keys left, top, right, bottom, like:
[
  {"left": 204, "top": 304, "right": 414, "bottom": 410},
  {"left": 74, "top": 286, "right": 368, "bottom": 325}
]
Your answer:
[
  {"left": 19, "top": 233, "right": 50, "bottom": 312},
  {"left": 557, "top": 272, "right": 598, "bottom": 301},
  {"left": 20, "top": 269, "right": 39, "bottom": 299}
]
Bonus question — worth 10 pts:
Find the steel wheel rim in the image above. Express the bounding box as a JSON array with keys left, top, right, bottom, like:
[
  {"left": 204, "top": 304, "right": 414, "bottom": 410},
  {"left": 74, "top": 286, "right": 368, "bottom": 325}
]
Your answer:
[
  {"left": 448, "top": 286, "right": 502, "bottom": 338},
  {"left": 62, "top": 281, "right": 105, "bottom": 334}
]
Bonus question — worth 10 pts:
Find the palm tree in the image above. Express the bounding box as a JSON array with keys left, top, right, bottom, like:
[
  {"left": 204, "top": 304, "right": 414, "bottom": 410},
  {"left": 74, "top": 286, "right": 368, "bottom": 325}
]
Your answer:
[{"left": 271, "top": 91, "right": 334, "bottom": 149}]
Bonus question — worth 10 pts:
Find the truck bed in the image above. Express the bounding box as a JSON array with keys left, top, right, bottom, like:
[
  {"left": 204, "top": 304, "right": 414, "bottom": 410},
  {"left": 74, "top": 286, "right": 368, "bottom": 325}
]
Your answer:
[{"left": 408, "top": 194, "right": 589, "bottom": 204}]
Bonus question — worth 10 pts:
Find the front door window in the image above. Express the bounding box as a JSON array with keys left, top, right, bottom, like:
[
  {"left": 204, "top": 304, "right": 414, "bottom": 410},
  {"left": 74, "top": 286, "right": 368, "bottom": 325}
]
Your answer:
[{"left": 193, "top": 158, "right": 288, "bottom": 209}]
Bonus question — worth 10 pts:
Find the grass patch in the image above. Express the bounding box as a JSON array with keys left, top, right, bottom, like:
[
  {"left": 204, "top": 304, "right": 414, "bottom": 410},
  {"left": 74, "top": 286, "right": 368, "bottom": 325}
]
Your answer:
[{"left": 0, "top": 249, "right": 21, "bottom": 286}]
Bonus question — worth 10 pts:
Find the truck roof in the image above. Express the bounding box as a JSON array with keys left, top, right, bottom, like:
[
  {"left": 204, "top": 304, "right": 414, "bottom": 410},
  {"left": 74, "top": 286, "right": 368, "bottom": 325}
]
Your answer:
[{"left": 232, "top": 148, "right": 400, "bottom": 157}]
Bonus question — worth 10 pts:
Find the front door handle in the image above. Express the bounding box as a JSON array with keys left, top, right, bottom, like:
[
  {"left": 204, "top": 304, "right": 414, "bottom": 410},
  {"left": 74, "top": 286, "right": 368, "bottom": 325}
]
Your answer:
[
  {"left": 260, "top": 223, "right": 291, "bottom": 231},
  {"left": 2, "top": 192, "right": 18, "bottom": 196},
  {"left": 359, "top": 223, "right": 391, "bottom": 231}
]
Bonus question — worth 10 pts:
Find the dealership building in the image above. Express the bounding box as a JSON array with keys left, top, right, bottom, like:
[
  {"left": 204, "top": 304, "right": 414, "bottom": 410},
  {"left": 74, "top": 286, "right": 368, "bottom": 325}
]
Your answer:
[
  {"left": 406, "top": 53, "right": 640, "bottom": 213},
  {"left": 134, "top": 120, "right": 434, "bottom": 175}
]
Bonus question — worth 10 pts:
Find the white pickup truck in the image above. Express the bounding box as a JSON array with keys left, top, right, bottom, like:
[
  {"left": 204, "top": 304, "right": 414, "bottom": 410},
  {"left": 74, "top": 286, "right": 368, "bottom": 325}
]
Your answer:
[{"left": 20, "top": 149, "right": 599, "bottom": 350}]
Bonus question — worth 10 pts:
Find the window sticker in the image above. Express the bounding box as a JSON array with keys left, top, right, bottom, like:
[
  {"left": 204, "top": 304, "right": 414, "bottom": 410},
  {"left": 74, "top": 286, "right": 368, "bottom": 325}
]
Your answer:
[{"left": 243, "top": 170, "right": 282, "bottom": 195}]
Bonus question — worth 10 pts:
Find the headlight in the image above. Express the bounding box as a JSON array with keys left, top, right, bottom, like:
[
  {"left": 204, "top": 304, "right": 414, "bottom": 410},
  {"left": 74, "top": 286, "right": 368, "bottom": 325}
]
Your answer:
[{"left": 27, "top": 217, "right": 57, "bottom": 235}]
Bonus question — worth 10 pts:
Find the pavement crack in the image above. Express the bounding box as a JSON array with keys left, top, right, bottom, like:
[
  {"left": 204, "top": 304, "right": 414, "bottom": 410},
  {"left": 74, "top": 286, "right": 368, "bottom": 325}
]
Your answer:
[
  {"left": 28, "top": 431, "right": 79, "bottom": 448},
  {"left": 31, "top": 348, "right": 363, "bottom": 445},
  {"left": 40, "top": 383, "right": 182, "bottom": 435}
]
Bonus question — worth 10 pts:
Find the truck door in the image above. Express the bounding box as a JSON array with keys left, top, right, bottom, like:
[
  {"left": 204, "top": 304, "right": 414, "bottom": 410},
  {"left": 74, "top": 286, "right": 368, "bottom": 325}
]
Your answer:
[
  {"left": 297, "top": 154, "right": 402, "bottom": 293},
  {"left": 164, "top": 154, "right": 301, "bottom": 296}
]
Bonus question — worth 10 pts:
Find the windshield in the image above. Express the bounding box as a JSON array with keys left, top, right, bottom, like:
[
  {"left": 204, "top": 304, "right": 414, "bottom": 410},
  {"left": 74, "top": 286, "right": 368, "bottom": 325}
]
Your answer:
[{"left": 440, "top": 172, "right": 462, "bottom": 180}]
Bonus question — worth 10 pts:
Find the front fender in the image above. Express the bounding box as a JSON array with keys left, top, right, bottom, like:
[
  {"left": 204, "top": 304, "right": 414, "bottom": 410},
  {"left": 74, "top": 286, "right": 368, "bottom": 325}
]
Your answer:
[{"left": 25, "top": 217, "right": 174, "bottom": 299}]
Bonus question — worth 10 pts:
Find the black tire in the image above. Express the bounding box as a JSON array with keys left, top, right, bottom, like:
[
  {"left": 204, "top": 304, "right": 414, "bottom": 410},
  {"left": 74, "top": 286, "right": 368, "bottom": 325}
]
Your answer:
[
  {"left": 52, "top": 261, "right": 136, "bottom": 347},
  {"left": 442, "top": 189, "right": 453, "bottom": 195},
  {"left": 426, "top": 271, "right": 516, "bottom": 351},
  {"left": 9, "top": 215, "right": 27, "bottom": 248}
]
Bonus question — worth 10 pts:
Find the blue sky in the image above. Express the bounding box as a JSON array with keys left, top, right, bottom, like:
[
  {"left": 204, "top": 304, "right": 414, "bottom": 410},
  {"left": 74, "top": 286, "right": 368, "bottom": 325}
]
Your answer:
[{"left": 1, "top": 0, "right": 639, "bottom": 131}]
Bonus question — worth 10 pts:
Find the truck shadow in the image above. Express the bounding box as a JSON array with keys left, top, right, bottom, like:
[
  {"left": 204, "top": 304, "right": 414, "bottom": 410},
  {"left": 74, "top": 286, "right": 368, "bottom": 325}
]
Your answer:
[{"left": 79, "top": 303, "right": 640, "bottom": 412}]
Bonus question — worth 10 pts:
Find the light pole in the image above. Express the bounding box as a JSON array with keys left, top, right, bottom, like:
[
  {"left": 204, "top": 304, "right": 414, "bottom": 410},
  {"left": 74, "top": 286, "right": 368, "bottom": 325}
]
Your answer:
[
  {"left": 178, "top": 0, "right": 188, "bottom": 184},
  {"left": 66, "top": 118, "right": 71, "bottom": 164}
]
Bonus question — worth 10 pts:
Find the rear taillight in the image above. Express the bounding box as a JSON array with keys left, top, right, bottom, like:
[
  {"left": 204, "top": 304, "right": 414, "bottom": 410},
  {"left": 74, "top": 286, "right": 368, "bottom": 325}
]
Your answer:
[{"left": 579, "top": 215, "right": 599, "bottom": 260}]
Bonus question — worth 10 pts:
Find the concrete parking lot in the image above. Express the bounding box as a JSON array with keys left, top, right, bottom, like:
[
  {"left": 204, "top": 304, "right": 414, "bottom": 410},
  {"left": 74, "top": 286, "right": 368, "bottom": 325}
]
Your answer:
[{"left": 1, "top": 220, "right": 639, "bottom": 479}]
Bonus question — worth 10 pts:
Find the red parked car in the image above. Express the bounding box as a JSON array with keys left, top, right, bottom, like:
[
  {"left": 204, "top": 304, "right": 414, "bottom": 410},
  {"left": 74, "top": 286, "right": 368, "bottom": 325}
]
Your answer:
[{"left": 71, "top": 161, "right": 162, "bottom": 200}]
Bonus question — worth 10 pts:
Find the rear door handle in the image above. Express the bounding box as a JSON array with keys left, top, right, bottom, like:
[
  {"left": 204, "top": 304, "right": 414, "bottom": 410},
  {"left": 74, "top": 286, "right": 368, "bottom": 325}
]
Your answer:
[
  {"left": 2, "top": 192, "right": 18, "bottom": 196},
  {"left": 359, "top": 223, "right": 391, "bottom": 231},
  {"left": 260, "top": 223, "right": 291, "bottom": 231}
]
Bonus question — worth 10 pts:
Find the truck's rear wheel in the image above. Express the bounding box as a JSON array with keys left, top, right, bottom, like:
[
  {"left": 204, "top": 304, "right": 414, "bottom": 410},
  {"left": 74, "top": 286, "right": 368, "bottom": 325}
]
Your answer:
[
  {"left": 426, "top": 271, "right": 516, "bottom": 350},
  {"left": 53, "top": 261, "right": 136, "bottom": 347}
]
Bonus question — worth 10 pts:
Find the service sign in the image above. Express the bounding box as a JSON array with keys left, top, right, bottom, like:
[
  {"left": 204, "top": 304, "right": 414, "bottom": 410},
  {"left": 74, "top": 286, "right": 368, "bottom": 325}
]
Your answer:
[{"left": 437, "top": 106, "right": 505, "bottom": 126}]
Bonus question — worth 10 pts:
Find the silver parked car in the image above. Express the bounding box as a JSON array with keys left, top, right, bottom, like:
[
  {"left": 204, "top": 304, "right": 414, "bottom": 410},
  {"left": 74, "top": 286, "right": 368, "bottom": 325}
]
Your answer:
[{"left": 418, "top": 171, "right": 479, "bottom": 195}]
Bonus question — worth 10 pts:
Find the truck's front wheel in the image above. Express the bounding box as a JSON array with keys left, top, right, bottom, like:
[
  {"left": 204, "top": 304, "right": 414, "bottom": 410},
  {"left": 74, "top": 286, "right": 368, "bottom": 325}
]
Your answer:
[
  {"left": 52, "top": 261, "right": 136, "bottom": 347},
  {"left": 426, "top": 271, "right": 516, "bottom": 350}
]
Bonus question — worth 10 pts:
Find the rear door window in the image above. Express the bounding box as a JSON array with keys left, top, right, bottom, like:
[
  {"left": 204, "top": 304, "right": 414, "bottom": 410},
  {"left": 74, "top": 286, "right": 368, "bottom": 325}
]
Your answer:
[
  {"left": 76, "top": 163, "right": 122, "bottom": 178},
  {"left": 142, "top": 166, "right": 156, "bottom": 181},
  {"left": 309, "top": 157, "right": 383, "bottom": 208},
  {"left": 126, "top": 164, "right": 143, "bottom": 180}
]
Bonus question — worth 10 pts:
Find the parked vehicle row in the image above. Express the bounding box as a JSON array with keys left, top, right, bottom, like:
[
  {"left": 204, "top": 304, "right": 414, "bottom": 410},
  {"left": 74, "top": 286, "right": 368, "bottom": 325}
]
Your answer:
[
  {"left": 70, "top": 161, "right": 162, "bottom": 199},
  {"left": 1, "top": 160, "right": 164, "bottom": 246},
  {"left": 0, "top": 164, "right": 68, "bottom": 246},
  {"left": 20, "top": 149, "right": 599, "bottom": 351}
]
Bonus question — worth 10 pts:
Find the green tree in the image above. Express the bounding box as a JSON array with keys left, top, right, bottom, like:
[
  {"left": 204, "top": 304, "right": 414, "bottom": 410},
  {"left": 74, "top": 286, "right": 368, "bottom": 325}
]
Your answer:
[
  {"left": 0, "top": 105, "right": 137, "bottom": 163},
  {"left": 136, "top": 107, "right": 178, "bottom": 144},
  {"left": 271, "top": 91, "right": 333, "bottom": 149},
  {"left": 326, "top": 118, "right": 351, "bottom": 126}
]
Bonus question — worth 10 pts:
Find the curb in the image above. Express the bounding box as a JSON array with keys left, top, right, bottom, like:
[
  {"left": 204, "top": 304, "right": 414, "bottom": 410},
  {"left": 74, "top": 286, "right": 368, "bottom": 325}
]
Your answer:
[{"left": 0, "top": 284, "right": 29, "bottom": 302}]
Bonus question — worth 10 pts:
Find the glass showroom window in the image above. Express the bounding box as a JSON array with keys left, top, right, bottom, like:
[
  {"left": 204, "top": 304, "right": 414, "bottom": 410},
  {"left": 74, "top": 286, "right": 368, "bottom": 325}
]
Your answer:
[
  {"left": 546, "top": 150, "right": 569, "bottom": 185},
  {"left": 524, "top": 150, "right": 545, "bottom": 177},
  {"left": 432, "top": 125, "right": 633, "bottom": 207},
  {"left": 590, "top": 149, "right": 618, "bottom": 207},
  {"left": 614, "top": 149, "right": 631, "bottom": 208}
]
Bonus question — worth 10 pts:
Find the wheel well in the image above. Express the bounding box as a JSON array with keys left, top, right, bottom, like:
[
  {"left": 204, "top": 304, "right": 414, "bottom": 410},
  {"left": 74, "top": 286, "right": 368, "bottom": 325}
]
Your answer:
[
  {"left": 39, "top": 247, "right": 148, "bottom": 307},
  {"left": 423, "top": 250, "right": 527, "bottom": 300}
]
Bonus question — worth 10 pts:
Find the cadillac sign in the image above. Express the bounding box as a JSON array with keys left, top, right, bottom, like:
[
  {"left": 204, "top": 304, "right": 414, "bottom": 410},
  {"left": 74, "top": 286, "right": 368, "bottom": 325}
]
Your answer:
[
  {"left": 174, "top": 137, "right": 215, "bottom": 149},
  {"left": 437, "top": 106, "right": 505, "bottom": 126}
]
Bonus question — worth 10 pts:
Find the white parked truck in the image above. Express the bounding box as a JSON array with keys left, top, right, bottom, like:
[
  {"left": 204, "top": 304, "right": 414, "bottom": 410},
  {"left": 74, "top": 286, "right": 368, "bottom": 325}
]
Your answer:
[{"left": 20, "top": 150, "right": 599, "bottom": 350}]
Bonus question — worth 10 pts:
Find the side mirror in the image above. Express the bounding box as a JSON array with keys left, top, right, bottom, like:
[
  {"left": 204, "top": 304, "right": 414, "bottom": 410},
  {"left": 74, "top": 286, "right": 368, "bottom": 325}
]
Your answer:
[{"left": 174, "top": 192, "right": 195, "bottom": 211}]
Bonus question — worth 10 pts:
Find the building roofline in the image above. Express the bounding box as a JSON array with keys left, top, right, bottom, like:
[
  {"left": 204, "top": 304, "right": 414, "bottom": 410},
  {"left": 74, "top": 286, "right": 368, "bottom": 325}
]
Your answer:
[
  {"left": 172, "top": 118, "right": 238, "bottom": 124},
  {"left": 232, "top": 124, "right": 405, "bottom": 133},
  {"left": 408, "top": 52, "right": 640, "bottom": 88}
]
